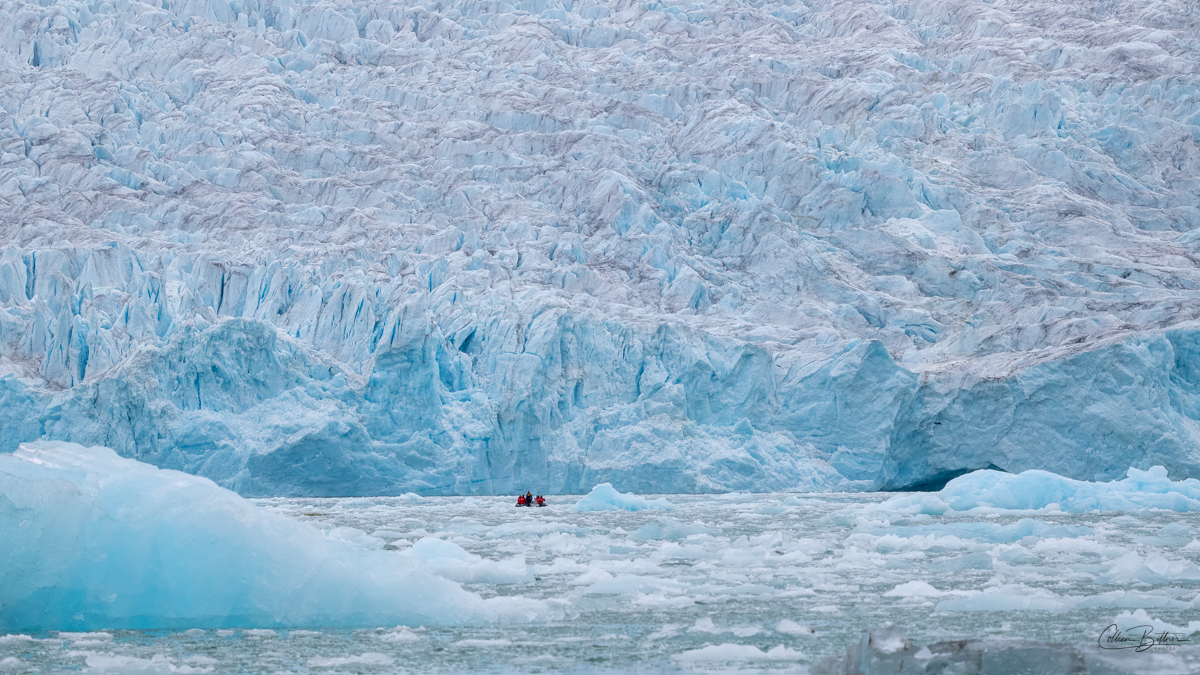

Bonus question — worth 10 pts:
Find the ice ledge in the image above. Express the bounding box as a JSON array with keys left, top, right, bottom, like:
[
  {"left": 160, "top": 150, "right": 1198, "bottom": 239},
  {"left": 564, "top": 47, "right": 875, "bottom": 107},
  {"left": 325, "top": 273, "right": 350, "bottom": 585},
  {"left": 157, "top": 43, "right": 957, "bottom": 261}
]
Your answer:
[{"left": 4, "top": 318, "right": 1200, "bottom": 496}]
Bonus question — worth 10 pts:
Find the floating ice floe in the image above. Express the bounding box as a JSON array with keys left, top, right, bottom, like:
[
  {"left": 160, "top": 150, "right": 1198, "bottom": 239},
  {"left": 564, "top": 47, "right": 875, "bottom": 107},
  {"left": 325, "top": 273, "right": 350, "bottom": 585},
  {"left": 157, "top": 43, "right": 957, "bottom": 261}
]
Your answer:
[
  {"left": 880, "top": 466, "right": 1200, "bottom": 514},
  {"left": 673, "top": 644, "right": 806, "bottom": 662},
  {"left": 571, "top": 483, "right": 674, "bottom": 512},
  {"left": 401, "top": 537, "right": 529, "bottom": 584},
  {"left": 0, "top": 442, "right": 552, "bottom": 631},
  {"left": 629, "top": 517, "right": 711, "bottom": 541}
]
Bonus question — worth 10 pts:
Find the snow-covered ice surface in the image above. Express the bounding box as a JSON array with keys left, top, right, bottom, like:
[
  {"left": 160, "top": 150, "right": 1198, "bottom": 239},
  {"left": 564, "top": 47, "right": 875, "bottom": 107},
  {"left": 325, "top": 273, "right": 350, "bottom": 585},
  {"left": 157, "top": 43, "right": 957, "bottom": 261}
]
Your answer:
[
  {"left": 6, "top": 447, "right": 1200, "bottom": 672},
  {"left": 2, "top": 0, "right": 1200, "bottom": 495}
]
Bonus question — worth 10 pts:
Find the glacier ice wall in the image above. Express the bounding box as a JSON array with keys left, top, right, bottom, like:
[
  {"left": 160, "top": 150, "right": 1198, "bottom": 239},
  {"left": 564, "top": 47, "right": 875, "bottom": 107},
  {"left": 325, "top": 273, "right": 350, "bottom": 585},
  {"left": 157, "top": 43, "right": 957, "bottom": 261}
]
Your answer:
[{"left": 1, "top": 0, "right": 1199, "bottom": 494}]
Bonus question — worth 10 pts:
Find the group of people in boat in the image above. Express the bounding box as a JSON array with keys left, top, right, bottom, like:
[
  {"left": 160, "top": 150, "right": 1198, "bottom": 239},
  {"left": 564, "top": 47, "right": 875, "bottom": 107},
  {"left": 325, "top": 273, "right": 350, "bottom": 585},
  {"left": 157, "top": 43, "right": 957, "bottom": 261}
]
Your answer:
[{"left": 516, "top": 491, "right": 546, "bottom": 507}]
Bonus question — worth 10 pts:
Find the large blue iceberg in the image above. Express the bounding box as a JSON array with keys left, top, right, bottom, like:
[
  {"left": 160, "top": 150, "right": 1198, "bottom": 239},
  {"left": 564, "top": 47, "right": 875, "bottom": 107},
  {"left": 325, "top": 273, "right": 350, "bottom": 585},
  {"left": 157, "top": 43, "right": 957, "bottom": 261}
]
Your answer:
[
  {"left": 0, "top": 442, "right": 550, "bottom": 631},
  {"left": 1, "top": 0, "right": 1199, "bottom": 495}
]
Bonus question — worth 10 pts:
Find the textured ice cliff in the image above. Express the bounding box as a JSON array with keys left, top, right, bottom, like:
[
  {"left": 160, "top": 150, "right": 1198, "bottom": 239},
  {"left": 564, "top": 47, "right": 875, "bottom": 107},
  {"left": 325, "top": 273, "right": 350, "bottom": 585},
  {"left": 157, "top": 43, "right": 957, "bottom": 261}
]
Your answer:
[{"left": 0, "top": 0, "right": 1199, "bottom": 494}]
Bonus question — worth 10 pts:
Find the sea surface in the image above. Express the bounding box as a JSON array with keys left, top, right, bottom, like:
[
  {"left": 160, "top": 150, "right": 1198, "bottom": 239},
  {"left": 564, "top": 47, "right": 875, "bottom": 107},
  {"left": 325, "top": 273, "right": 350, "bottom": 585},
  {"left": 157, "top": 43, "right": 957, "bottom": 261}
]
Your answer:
[{"left": 4, "top": 492, "right": 1200, "bottom": 674}]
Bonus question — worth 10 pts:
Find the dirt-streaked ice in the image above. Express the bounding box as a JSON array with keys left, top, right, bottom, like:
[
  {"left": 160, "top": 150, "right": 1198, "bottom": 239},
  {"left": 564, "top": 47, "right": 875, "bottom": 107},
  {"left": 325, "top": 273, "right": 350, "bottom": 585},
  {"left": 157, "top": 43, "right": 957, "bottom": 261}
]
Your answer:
[{"left": 1, "top": 0, "right": 1199, "bottom": 494}]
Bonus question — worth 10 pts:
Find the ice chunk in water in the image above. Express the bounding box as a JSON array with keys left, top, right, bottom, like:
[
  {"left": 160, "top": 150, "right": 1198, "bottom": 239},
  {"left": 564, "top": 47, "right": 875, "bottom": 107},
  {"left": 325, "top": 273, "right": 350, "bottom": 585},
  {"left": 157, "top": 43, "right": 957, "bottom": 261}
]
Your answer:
[
  {"left": 883, "top": 581, "right": 945, "bottom": 598},
  {"left": 673, "top": 644, "right": 805, "bottom": 662},
  {"left": 402, "top": 537, "right": 529, "bottom": 583},
  {"left": 1108, "top": 609, "right": 1200, "bottom": 636},
  {"left": 0, "top": 442, "right": 551, "bottom": 631},
  {"left": 881, "top": 466, "right": 1200, "bottom": 513},
  {"left": 629, "top": 517, "right": 710, "bottom": 540},
  {"left": 571, "top": 483, "right": 674, "bottom": 512}
]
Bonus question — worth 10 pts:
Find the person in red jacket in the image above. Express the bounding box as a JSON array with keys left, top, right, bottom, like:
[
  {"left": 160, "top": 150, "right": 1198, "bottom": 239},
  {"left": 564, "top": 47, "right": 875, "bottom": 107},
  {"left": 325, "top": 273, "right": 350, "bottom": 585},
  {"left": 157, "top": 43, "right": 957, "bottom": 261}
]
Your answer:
[
  {"left": 517, "top": 495, "right": 526, "bottom": 506},
  {"left": 535, "top": 495, "right": 546, "bottom": 506}
]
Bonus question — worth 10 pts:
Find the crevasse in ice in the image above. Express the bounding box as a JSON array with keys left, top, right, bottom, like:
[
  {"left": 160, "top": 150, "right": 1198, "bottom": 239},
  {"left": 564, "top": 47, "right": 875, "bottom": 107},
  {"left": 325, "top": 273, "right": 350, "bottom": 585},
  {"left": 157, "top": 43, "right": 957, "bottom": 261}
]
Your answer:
[
  {"left": 0, "top": 442, "right": 551, "bottom": 631},
  {"left": 1, "top": 0, "right": 1199, "bottom": 494}
]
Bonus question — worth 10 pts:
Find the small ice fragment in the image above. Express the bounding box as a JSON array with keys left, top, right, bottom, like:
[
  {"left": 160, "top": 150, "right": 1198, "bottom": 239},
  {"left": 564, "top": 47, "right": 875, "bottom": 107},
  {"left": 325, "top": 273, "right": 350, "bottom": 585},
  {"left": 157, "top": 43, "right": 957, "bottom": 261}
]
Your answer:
[
  {"left": 570, "top": 568, "right": 614, "bottom": 585},
  {"left": 308, "top": 653, "right": 394, "bottom": 667},
  {"left": 776, "top": 619, "right": 815, "bottom": 635},
  {"left": 1109, "top": 609, "right": 1200, "bottom": 635},
  {"left": 242, "top": 629, "right": 276, "bottom": 638},
  {"left": 884, "top": 581, "right": 944, "bottom": 597},
  {"left": 643, "top": 624, "right": 683, "bottom": 642},
  {"left": 673, "top": 644, "right": 804, "bottom": 662},
  {"left": 572, "top": 484, "right": 674, "bottom": 512},
  {"left": 378, "top": 627, "right": 421, "bottom": 643},
  {"left": 453, "top": 639, "right": 512, "bottom": 648},
  {"left": 325, "top": 527, "right": 384, "bottom": 550},
  {"left": 630, "top": 518, "right": 710, "bottom": 541}
]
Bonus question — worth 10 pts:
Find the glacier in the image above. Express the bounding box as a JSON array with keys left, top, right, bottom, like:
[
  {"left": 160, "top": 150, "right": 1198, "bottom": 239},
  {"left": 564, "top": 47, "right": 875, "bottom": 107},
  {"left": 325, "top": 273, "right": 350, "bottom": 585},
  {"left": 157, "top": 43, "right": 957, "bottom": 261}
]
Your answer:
[
  {"left": 0, "top": 441, "right": 551, "bottom": 631},
  {"left": 1, "top": 0, "right": 1199, "bottom": 494}
]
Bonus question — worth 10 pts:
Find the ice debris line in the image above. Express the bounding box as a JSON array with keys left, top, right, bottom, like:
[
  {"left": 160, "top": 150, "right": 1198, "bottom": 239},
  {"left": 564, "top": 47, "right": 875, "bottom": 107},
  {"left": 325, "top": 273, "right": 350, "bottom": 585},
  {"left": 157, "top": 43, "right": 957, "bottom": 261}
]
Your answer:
[
  {"left": 881, "top": 465, "right": 1200, "bottom": 514},
  {"left": 2, "top": 0, "right": 1200, "bottom": 496},
  {"left": 0, "top": 442, "right": 551, "bottom": 632},
  {"left": 571, "top": 483, "right": 674, "bottom": 512}
]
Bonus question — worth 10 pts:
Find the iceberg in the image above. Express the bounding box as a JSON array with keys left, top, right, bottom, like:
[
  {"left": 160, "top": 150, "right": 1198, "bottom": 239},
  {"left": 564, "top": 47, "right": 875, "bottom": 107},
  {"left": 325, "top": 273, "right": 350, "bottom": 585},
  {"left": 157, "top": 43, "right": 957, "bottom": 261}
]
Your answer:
[
  {"left": 0, "top": 442, "right": 550, "bottom": 631},
  {"left": 571, "top": 483, "right": 674, "bottom": 512},
  {"left": 1, "top": 0, "right": 1199, "bottom": 495},
  {"left": 881, "top": 465, "right": 1200, "bottom": 514}
]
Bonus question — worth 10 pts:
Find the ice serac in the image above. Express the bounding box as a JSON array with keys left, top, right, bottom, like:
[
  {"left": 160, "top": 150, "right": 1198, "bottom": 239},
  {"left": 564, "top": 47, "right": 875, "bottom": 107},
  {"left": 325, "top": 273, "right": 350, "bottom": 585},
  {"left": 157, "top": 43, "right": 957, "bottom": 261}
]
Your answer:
[
  {"left": 0, "top": 441, "right": 550, "bottom": 631},
  {"left": 1, "top": 0, "right": 1199, "bottom": 494}
]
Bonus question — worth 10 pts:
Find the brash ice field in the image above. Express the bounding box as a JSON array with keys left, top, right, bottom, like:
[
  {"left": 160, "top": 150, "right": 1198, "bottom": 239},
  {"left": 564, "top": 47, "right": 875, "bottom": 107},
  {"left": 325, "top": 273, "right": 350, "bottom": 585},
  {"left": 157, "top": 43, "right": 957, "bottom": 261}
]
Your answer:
[{"left": 4, "top": 442, "right": 1200, "bottom": 673}]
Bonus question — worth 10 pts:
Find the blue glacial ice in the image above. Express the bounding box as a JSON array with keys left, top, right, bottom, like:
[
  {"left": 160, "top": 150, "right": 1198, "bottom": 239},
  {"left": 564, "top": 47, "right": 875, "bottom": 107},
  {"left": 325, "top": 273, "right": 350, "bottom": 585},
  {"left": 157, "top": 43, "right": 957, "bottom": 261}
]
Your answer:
[
  {"left": 0, "top": 0, "right": 1199, "bottom": 494},
  {"left": 0, "top": 441, "right": 551, "bottom": 631},
  {"left": 880, "top": 465, "right": 1200, "bottom": 514},
  {"left": 571, "top": 483, "right": 674, "bottom": 512}
]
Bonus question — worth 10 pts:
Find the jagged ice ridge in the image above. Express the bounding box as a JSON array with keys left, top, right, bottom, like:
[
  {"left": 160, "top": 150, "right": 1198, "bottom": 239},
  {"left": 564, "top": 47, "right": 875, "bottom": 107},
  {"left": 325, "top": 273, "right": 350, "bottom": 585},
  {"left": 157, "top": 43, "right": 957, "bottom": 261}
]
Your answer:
[{"left": 1, "top": 0, "right": 1199, "bottom": 494}]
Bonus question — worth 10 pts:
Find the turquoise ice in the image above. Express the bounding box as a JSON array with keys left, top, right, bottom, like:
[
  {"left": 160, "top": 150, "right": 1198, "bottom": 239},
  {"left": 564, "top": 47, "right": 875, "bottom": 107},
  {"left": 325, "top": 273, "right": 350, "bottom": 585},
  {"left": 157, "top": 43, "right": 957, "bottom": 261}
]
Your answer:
[
  {"left": 1, "top": 0, "right": 1199, "bottom": 494},
  {"left": 0, "top": 442, "right": 551, "bottom": 631}
]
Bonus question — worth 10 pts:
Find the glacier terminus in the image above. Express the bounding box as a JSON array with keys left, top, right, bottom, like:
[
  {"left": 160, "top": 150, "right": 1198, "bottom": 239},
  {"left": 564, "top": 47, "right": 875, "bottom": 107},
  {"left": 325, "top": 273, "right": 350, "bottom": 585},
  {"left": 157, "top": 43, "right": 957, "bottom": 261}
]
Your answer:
[{"left": 1, "top": 0, "right": 1199, "bottom": 496}]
